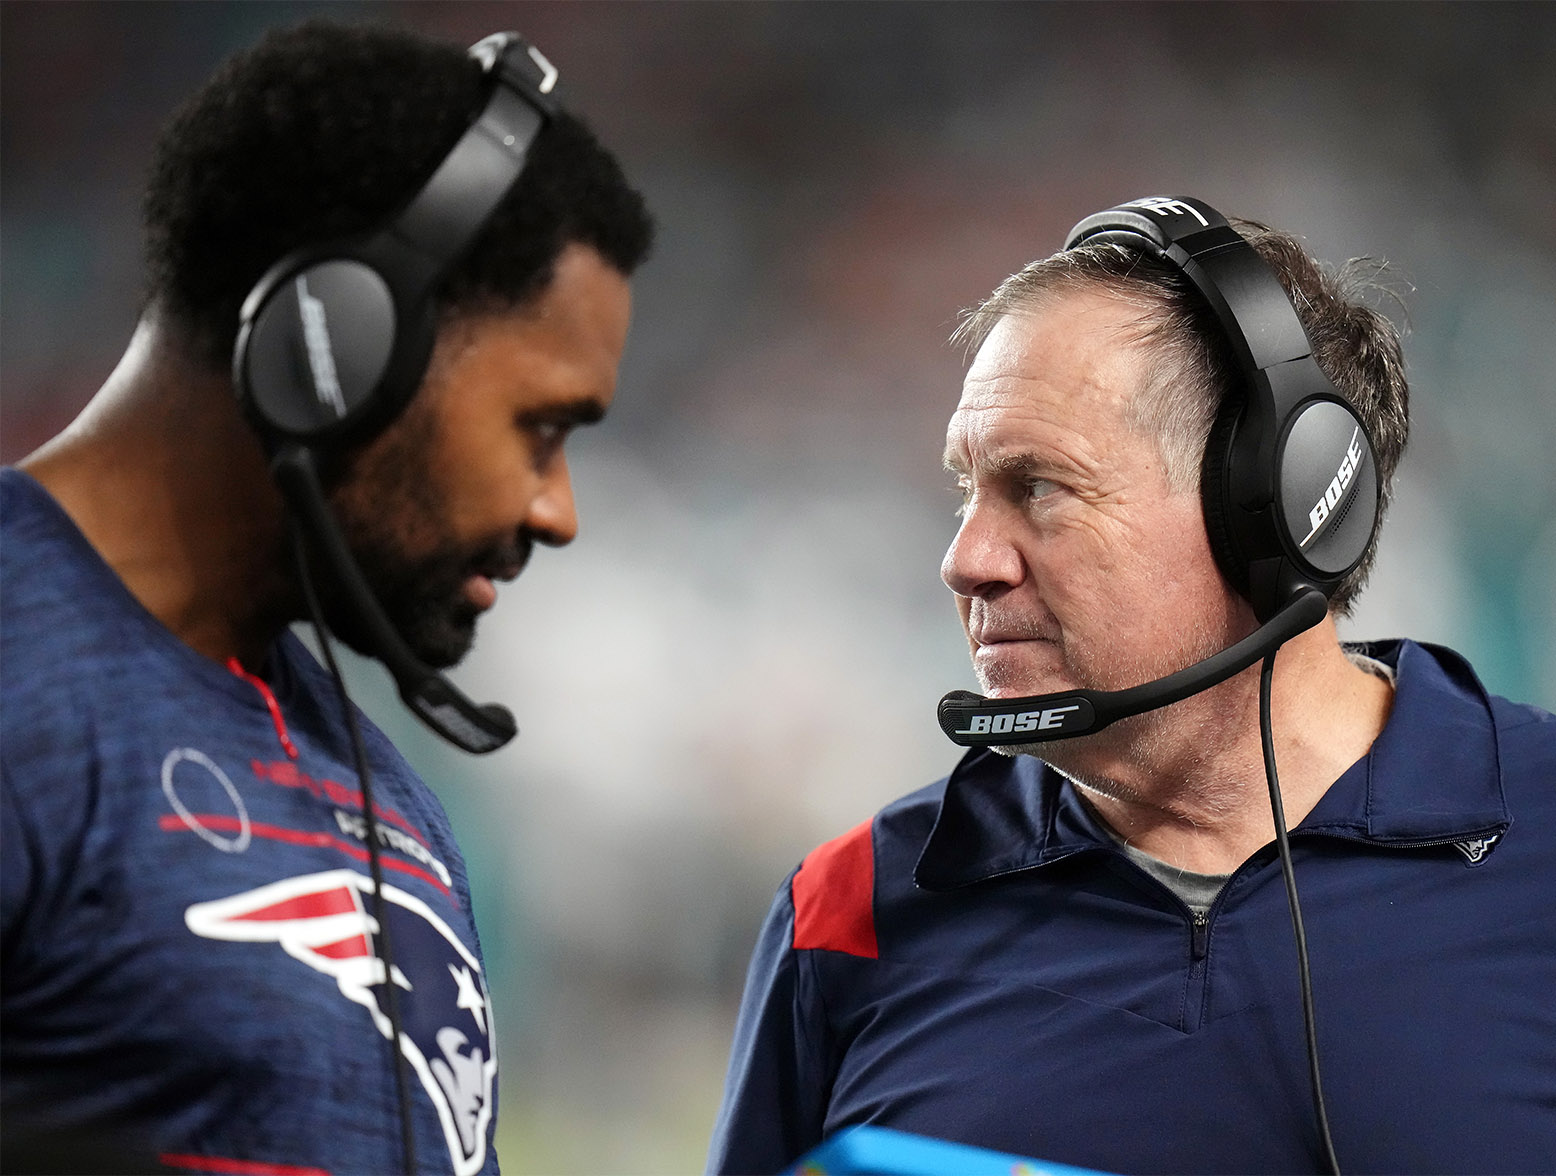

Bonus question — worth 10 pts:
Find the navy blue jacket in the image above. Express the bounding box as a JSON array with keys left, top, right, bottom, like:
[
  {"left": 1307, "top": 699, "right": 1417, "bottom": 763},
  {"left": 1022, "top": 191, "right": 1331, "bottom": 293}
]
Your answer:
[{"left": 708, "top": 641, "right": 1556, "bottom": 1175}]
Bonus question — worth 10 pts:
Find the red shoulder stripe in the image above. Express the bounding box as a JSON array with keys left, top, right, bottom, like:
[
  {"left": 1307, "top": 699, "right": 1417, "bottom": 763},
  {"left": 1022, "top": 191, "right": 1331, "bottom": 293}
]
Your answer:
[
  {"left": 159, "top": 1154, "right": 331, "bottom": 1176},
  {"left": 791, "top": 817, "right": 878, "bottom": 959}
]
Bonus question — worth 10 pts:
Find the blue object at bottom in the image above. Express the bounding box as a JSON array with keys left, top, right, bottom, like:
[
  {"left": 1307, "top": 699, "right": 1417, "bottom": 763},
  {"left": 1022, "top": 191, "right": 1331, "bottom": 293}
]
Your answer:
[{"left": 786, "top": 1126, "right": 1110, "bottom": 1176}]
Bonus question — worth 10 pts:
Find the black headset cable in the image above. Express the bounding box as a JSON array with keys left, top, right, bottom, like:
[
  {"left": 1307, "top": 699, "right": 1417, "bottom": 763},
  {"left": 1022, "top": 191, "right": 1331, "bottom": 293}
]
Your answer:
[
  {"left": 1260, "top": 649, "right": 1341, "bottom": 1176},
  {"left": 291, "top": 522, "right": 418, "bottom": 1176}
]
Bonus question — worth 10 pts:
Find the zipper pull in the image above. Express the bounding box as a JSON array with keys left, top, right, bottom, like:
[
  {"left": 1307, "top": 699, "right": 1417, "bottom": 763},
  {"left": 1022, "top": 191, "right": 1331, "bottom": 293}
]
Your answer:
[{"left": 1191, "top": 914, "right": 1209, "bottom": 960}]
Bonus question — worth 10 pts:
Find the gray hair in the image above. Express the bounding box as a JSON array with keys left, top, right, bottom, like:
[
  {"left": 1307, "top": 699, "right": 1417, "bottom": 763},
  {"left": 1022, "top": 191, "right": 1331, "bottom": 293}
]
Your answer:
[{"left": 951, "top": 219, "right": 1410, "bottom": 616}]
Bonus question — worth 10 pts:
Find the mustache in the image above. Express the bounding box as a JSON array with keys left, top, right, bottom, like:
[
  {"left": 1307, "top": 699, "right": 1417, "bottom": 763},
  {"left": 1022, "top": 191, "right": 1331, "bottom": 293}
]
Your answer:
[{"left": 465, "top": 533, "right": 535, "bottom": 583}]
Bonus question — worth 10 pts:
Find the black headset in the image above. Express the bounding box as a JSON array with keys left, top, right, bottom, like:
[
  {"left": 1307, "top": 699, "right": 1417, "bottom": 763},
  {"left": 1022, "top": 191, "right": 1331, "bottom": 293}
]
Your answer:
[
  {"left": 939, "top": 195, "right": 1381, "bottom": 747},
  {"left": 1066, "top": 195, "right": 1380, "bottom": 625},
  {"left": 232, "top": 31, "right": 560, "bottom": 754}
]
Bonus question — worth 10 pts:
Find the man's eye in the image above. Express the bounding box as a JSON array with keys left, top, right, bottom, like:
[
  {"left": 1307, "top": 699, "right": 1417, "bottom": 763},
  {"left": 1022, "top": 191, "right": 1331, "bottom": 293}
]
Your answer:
[
  {"left": 951, "top": 481, "right": 972, "bottom": 518},
  {"left": 523, "top": 419, "right": 571, "bottom": 454},
  {"left": 1025, "top": 477, "right": 1060, "bottom": 503}
]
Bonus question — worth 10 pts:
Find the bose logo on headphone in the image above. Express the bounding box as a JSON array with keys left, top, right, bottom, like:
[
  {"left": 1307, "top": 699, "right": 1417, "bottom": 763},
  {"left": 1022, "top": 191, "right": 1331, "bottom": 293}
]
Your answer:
[
  {"left": 294, "top": 276, "right": 347, "bottom": 420},
  {"left": 1300, "top": 427, "right": 1364, "bottom": 548},
  {"left": 954, "top": 704, "right": 1085, "bottom": 737},
  {"left": 1123, "top": 195, "right": 1210, "bottom": 228}
]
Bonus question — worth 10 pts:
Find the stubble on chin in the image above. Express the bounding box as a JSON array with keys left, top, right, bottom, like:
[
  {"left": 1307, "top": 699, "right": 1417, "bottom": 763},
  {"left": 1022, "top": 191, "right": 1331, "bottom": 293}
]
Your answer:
[
  {"left": 981, "top": 611, "right": 1231, "bottom": 794},
  {"left": 302, "top": 541, "right": 477, "bottom": 669}
]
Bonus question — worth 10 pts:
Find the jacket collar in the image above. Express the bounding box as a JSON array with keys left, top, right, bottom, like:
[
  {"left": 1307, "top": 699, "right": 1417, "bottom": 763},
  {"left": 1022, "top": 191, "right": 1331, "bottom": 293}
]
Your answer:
[{"left": 915, "top": 640, "right": 1510, "bottom": 891}]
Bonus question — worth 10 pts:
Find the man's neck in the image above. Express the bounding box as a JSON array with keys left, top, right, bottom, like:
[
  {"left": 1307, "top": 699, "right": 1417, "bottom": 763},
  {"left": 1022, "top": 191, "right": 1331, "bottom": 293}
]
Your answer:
[
  {"left": 19, "top": 314, "right": 295, "bottom": 671},
  {"left": 1054, "top": 621, "right": 1395, "bottom": 876}
]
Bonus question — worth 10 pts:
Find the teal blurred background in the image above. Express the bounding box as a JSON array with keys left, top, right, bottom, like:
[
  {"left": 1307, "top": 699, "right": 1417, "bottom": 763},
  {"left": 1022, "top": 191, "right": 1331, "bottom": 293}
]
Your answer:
[{"left": 4, "top": 2, "right": 1553, "bottom": 1170}]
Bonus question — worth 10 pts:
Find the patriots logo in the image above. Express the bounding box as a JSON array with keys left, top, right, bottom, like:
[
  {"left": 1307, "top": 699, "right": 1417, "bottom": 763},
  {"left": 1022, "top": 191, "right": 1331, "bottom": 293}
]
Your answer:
[
  {"left": 1452, "top": 834, "right": 1501, "bottom": 865},
  {"left": 185, "top": 870, "right": 496, "bottom": 1175}
]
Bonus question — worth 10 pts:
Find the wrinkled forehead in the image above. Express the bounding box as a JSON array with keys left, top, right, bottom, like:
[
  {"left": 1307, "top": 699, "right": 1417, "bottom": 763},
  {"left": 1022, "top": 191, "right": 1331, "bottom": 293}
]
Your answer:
[{"left": 946, "top": 294, "right": 1155, "bottom": 464}]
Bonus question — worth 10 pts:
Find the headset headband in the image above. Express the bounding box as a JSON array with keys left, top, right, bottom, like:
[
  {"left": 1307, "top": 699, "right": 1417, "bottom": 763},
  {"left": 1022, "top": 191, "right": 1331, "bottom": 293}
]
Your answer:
[{"left": 364, "top": 33, "right": 557, "bottom": 296}]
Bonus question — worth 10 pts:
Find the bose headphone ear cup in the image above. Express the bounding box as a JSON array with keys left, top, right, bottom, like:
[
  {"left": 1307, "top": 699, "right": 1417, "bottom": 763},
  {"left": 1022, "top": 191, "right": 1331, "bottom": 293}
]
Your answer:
[
  {"left": 1276, "top": 398, "right": 1380, "bottom": 583},
  {"left": 238, "top": 258, "right": 400, "bottom": 444},
  {"left": 238, "top": 256, "right": 450, "bottom": 451},
  {"left": 1200, "top": 394, "right": 1250, "bottom": 600}
]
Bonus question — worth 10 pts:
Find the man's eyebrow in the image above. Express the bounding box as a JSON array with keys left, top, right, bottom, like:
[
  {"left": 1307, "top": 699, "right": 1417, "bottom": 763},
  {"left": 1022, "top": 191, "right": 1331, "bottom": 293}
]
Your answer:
[
  {"left": 943, "top": 450, "right": 1068, "bottom": 480},
  {"left": 521, "top": 398, "right": 607, "bottom": 427}
]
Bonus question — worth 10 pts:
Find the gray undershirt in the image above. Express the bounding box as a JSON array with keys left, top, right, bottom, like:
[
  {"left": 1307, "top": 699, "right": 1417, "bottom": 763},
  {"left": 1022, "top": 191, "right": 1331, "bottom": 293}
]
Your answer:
[
  {"left": 1114, "top": 839, "right": 1231, "bottom": 918},
  {"left": 1344, "top": 647, "right": 1397, "bottom": 686}
]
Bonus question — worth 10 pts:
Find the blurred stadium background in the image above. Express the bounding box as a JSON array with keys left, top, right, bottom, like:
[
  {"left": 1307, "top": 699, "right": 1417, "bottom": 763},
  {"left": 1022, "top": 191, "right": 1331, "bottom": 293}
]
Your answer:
[{"left": 4, "top": 2, "right": 1553, "bottom": 1170}]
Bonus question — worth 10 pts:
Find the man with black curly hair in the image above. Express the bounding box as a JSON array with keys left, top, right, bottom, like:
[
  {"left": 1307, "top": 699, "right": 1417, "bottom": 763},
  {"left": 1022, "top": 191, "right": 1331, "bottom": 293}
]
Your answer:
[{"left": 2, "top": 20, "right": 652, "bottom": 1175}]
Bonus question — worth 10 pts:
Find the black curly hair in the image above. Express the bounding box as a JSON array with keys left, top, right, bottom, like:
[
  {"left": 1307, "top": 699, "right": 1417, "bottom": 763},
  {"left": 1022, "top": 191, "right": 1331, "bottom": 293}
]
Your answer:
[{"left": 142, "top": 19, "right": 653, "bottom": 369}]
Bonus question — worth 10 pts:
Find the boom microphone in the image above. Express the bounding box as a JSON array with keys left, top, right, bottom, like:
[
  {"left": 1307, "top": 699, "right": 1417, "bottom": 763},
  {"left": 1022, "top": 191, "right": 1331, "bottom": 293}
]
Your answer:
[
  {"left": 271, "top": 443, "right": 518, "bottom": 754},
  {"left": 937, "top": 588, "right": 1327, "bottom": 747}
]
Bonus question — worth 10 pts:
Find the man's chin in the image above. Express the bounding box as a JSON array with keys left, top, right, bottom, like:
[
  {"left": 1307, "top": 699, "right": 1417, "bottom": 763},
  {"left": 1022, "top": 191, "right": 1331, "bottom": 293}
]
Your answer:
[
  {"left": 321, "top": 598, "right": 477, "bottom": 671},
  {"left": 976, "top": 675, "right": 1079, "bottom": 701},
  {"left": 397, "top": 615, "right": 478, "bottom": 670},
  {"left": 988, "top": 710, "right": 1163, "bottom": 788},
  {"left": 989, "top": 734, "right": 1103, "bottom": 778}
]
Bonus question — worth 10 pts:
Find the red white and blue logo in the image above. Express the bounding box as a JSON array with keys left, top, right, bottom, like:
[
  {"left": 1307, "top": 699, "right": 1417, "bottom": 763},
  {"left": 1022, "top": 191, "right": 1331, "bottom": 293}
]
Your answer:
[{"left": 185, "top": 870, "right": 496, "bottom": 1174}]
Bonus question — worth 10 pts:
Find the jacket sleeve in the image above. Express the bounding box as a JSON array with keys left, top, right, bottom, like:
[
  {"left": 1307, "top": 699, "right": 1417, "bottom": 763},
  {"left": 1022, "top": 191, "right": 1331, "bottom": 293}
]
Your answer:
[{"left": 705, "top": 871, "right": 833, "bottom": 1176}]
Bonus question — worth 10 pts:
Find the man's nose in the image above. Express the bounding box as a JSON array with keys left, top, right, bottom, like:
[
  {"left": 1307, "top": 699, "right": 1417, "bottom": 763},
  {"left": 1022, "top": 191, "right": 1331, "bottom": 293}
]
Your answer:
[
  {"left": 524, "top": 454, "right": 579, "bottom": 547},
  {"left": 941, "top": 498, "right": 1025, "bottom": 598}
]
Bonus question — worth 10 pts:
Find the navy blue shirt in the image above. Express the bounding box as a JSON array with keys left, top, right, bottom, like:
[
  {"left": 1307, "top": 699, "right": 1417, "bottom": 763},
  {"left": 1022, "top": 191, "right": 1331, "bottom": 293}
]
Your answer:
[
  {"left": 1, "top": 469, "right": 500, "bottom": 1175},
  {"left": 709, "top": 639, "right": 1556, "bottom": 1175}
]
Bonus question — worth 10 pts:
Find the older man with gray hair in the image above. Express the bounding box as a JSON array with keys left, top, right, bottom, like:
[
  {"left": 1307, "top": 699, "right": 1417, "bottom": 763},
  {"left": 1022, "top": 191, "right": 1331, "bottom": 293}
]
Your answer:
[{"left": 709, "top": 196, "right": 1556, "bottom": 1176}]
